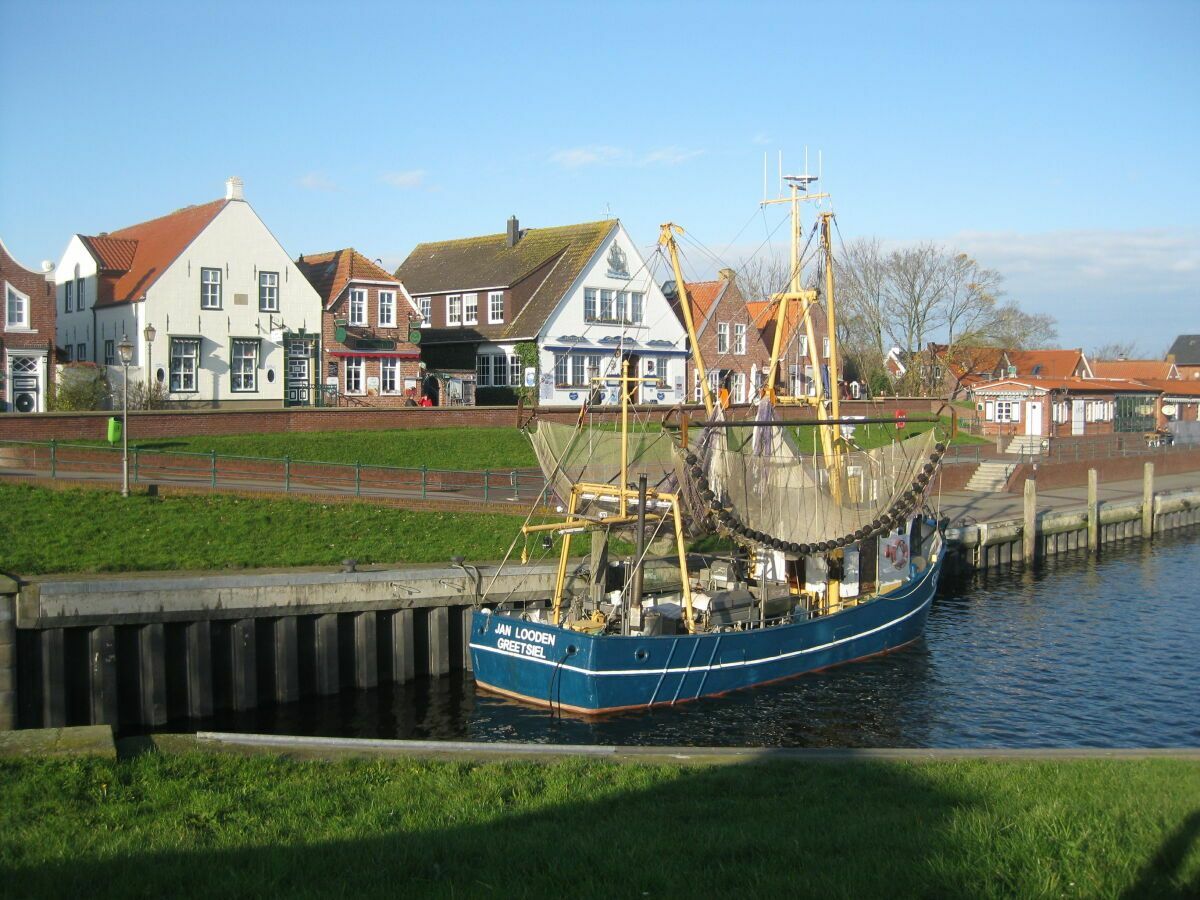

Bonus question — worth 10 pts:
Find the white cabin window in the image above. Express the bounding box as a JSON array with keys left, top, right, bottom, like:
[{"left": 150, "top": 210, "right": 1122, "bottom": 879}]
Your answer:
[
  {"left": 447, "top": 295, "right": 462, "bottom": 326},
  {"left": 170, "top": 338, "right": 199, "bottom": 392},
  {"left": 378, "top": 291, "right": 396, "bottom": 327},
  {"left": 231, "top": 339, "right": 259, "bottom": 392},
  {"left": 488, "top": 291, "right": 504, "bottom": 324},
  {"left": 200, "top": 268, "right": 222, "bottom": 309},
  {"left": 259, "top": 272, "right": 279, "bottom": 312},
  {"left": 5, "top": 283, "right": 30, "bottom": 329},
  {"left": 418, "top": 297, "right": 431, "bottom": 326},
  {"left": 348, "top": 289, "right": 367, "bottom": 326},
  {"left": 463, "top": 293, "right": 478, "bottom": 325}
]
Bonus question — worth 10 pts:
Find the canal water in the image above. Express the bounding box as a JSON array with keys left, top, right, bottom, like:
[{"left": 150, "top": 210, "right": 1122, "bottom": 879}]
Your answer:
[{"left": 196, "top": 530, "right": 1200, "bottom": 748}]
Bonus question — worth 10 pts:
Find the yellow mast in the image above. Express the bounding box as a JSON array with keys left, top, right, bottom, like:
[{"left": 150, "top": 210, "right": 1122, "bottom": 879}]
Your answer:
[{"left": 659, "top": 223, "right": 715, "bottom": 416}]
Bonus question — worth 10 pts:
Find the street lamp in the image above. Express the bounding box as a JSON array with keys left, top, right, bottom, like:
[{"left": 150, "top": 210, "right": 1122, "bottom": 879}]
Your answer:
[
  {"left": 142, "top": 323, "right": 156, "bottom": 408},
  {"left": 117, "top": 334, "right": 134, "bottom": 497}
]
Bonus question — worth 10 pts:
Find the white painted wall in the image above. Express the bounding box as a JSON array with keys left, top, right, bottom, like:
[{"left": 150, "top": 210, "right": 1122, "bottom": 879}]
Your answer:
[
  {"left": 57, "top": 198, "right": 322, "bottom": 404},
  {"left": 537, "top": 222, "right": 688, "bottom": 405},
  {"left": 53, "top": 236, "right": 99, "bottom": 359}
]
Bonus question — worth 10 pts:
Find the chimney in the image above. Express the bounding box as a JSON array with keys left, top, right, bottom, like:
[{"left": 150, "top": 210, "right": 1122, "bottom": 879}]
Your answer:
[
  {"left": 225, "top": 176, "right": 245, "bottom": 201},
  {"left": 506, "top": 215, "right": 520, "bottom": 248},
  {"left": 1167, "top": 353, "right": 1176, "bottom": 364},
  {"left": 718, "top": 267, "right": 736, "bottom": 282}
]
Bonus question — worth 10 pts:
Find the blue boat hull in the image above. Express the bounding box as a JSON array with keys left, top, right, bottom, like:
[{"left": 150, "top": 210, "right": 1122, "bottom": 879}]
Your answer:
[{"left": 469, "top": 552, "right": 942, "bottom": 714}]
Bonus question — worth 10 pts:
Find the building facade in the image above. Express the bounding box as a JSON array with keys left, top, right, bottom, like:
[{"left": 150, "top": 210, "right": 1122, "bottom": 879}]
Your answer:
[
  {"left": 54, "top": 178, "right": 323, "bottom": 408},
  {"left": 397, "top": 217, "right": 688, "bottom": 406},
  {"left": 971, "top": 377, "right": 1157, "bottom": 440},
  {"left": 296, "top": 249, "right": 423, "bottom": 406},
  {"left": 1, "top": 237, "right": 56, "bottom": 412}
]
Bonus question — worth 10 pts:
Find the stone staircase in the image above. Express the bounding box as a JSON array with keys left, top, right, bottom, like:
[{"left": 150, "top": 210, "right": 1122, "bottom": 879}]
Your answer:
[
  {"left": 964, "top": 460, "right": 1015, "bottom": 492},
  {"left": 1006, "top": 435, "right": 1047, "bottom": 456}
]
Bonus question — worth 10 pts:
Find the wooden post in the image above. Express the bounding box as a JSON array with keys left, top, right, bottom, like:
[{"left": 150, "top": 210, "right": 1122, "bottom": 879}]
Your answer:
[
  {"left": 1087, "top": 468, "right": 1099, "bottom": 553},
  {"left": 1142, "top": 461, "right": 1154, "bottom": 539},
  {"left": 1023, "top": 476, "right": 1037, "bottom": 563}
]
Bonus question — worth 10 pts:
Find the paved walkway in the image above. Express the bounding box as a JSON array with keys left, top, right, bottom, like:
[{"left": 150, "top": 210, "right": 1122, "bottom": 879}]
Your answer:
[{"left": 937, "top": 471, "right": 1200, "bottom": 525}]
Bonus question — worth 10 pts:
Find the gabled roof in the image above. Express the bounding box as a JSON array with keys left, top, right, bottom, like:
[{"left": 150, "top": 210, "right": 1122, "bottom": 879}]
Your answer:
[
  {"left": 81, "top": 198, "right": 227, "bottom": 307},
  {"left": 396, "top": 219, "right": 617, "bottom": 341},
  {"left": 296, "top": 248, "right": 400, "bottom": 309},
  {"left": 1137, "top": 378, "right": 1200, "bottom": 397},
  {"left": 746, "top": 298, "right": 814, "bottom": 353},
  {"left": 678, "top": 279, "right": 725, "bottom": 332},
  {"left": 1091, "top": 359, "right": 1179, "bottom": 380},
  {"left": 1005, "top": 348, "right": 1089, "bottom": 378},
  {"left": 1168, "top": 334, "right": 1200, "bottom": 366}
]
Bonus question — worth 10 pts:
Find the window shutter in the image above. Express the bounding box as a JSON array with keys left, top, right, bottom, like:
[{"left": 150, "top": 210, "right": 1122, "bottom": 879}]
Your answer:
[
  {"left": 985, "top": 400, "right": 994, "bottom": 420},
  {"left": 1011, "top": 402, "right": 1020, "bottom": 422}
]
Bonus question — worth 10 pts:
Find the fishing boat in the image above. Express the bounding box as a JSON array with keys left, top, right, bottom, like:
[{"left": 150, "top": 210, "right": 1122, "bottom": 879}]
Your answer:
[{"left": 469, "top": 176, "right": 950, "bottom": 714}]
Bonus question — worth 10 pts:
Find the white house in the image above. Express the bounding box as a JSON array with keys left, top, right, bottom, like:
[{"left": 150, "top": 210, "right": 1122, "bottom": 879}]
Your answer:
[
  {"left": 54, "top": 178, "right": 323, "bottom": 407},
  {"left": 396, "top": 217, "right": 689, "bottom": 405}
]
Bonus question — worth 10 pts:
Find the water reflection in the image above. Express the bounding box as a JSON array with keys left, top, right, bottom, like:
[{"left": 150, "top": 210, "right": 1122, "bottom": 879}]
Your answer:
[{"left": 189, "top": 531, "right": 1200, "bottom": 748}]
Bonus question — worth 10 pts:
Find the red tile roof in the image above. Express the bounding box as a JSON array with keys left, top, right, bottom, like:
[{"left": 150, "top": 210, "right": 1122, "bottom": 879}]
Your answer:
[
  {"left": 296, "top": 248, "right": 400, "bottom": 308},
  {"left": 83, "top": 199, "right": 227, "bottom": 307},
  {"left": 680, "top": 279, "right": 723, "bottom": 328},
  {"left": 1137, "top": 378, "right": 1200, "bottom": 396},
  {"left": 1005, "top": 349, "right": 1088, "bottom": 378},
  {"left": 746, "top": 298, "right": 815, "bottom": 351},
  {"left": 1091, "top": 359, "right": 1178, "bottom": 380},
  {"left": 974, "top": 376, "right": 1153, "bottom": 393}
]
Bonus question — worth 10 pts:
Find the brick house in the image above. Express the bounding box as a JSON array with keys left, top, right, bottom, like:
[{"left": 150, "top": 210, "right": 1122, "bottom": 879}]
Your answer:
[
  {"left": 1167, "top": 334, "right": 1200, "bottom": 381},
  {"left": 745, "top": 295, "right": 835, "bottom": 401},
  {"left": 396, "top": 216, "right": 687, "bottom": 406},
  {"left": 1, "top": 236, "right": 56, "bottom": 412},
  {"left": 666, "top": 270, "right": 765, "bottom": 404},
  {"left": 971, "top": 376, "right": 1158, "bottom": 442},
  {"left": 296, "top": 249, "right": 423, "bottom": 406}
]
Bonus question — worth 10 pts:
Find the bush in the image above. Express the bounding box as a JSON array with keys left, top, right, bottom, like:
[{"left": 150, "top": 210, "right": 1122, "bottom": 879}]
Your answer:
[{"left": 51, "top": 362, "right": 110, "bottom": 411}]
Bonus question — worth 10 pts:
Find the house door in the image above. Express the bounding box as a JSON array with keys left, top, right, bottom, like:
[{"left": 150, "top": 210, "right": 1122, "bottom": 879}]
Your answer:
[
  {"left": 1071, "top": 399, "right": 1086, "bottom": 435},
  {"left": 285, "top": 339, "right": 314, "bottom": 406},
  {"left": 624, "top": 353, "right": 641, "bottom": 403},
  {"left": 8, "top": 356, "right": 42, "bottom": 413},
  {"left": 1025, "top": 401, "right": 1043, "bottom": 436}
]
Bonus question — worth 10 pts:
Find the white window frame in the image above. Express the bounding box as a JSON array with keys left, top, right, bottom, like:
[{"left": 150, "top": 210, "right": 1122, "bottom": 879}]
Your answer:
[
  {"left": 378, "top": 290, "right": 396, "bottom": 327},
  {"left": 616, "top": 291, "right": 627, "bottom": 323},
  {"left": 476, "top": 353, "right": 493, "bottom": 387},
  {"left": 717, "top": 322, "right": 729, "bottom": 354},
  {"left": 994, "top": 400, "right": 1019, "bottom": 423},
  {"left": 259, "top": 271, "right": 279, "bottom": 312},
  {"left": 75, "top": 276, "right": 84, "bottom": 311},
  {"left": 447, "top": 294, "right": 462, "bottom": 326},
  {"left": 463, "top": 293, "right": 478, "bottom": 326},
  {"left": 231, "top": 339, "right": 259, "bottom": 392},
  {"left": 5, "top": 282, "right": 30, "bottom": 330},
  {"left": 733, "top": 323, "right": 746, "bottom": 355},
  {"left": 76, "top": 343, "right": 86, "bottom": 361},
  {"left": 381, "top": 358, "right": 400, "bottom": 394},
  {"left": 631, "top": 292, "right": 644, "bottom": 324},
  {"left": 488, "top": 291, "right": 504, "bottom": 324},
  {"left": 600, "top": 290, "right": 614, "bottom": 322},
  {"left": 584, "top": 288, "right": 597, "bottom": 322},
  {"left": 418, "top": 297, "right": 431, "bottom": 326},
  {"left": 798, "top": 334, "right": 809, "bottom": 357},
  {"left": 554, "top": 353, "right": 568, "bottom": 387},
  {"left": 344, "top": 357, "right": 365, "bottom": 394},
  {"left": 493, "top": 354, "right": 508, "bottom": 387},
  {"left": 200, "top": 267, "right": 222, "bottom": 309},
  {"left": 63, "top": 281, "right": 73, "bottom": 314},
  {"left": 733, "top": 371, "right": 746, "bottom": 403},
  {"left": 104, "top": 339, "right": 115, "bottom": 365},
  {"left": 823, "top": 336, "right": 831, "bottom": 358},
  {"left": 509, "top": 354, "right": 521, "bottom": 386},
  {"left": 571, "top": 355, "right": 585, "bottom": 386},
  {"left": 348, "top": 288, "right": 367, "bottom": 326},
  {"left": 169, "top": 338, "right": 199, "bottom": 393}
]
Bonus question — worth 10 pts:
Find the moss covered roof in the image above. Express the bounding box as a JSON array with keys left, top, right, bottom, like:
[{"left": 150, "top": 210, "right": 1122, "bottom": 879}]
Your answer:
[{"left": 396, "top": 220, "right": 617, "bottom": 341}]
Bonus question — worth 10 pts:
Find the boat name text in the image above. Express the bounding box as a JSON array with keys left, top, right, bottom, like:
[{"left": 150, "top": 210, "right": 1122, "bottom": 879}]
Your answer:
[{"left": 492, "top": 623, "right": 557, "bottom": 659}]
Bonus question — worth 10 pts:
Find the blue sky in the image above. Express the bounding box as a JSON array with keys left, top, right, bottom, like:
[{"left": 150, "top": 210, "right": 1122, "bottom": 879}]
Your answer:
[{"left": 2, "top": 0, "right": 1196, "bottom": 353}]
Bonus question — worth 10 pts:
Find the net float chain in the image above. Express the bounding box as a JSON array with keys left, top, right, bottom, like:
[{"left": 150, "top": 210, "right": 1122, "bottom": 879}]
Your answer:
[{"left": 682, "top": 442, "right": 947, "bottom": 553}]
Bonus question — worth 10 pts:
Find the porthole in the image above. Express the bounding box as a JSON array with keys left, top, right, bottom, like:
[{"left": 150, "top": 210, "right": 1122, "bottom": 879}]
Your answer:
[
  {"left": 266, "top": 368, "right": 276, "bottom": 383},
  {"left": 566, "top": 645, "right": 578, "bottom": 655},
  {"left": 634, "top": 648, "right": 649, "bottom": 661},
  {"left": 155, "top": 367, "right": 165, "bottom": 384}
]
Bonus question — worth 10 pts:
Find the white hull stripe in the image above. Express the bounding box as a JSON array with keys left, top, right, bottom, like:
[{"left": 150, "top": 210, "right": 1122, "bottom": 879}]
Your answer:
[{"left": 469, "top": 588, "right": 934, "bottom": 679}]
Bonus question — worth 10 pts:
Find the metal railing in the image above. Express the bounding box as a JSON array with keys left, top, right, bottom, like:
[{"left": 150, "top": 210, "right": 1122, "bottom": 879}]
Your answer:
[{"left": 0, "top": 439, "right": 548, "bottom": 506}]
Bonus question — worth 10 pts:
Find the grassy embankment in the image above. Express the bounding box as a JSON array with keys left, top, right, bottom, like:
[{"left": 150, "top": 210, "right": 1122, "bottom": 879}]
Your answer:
[{"left": 1, "top": 753, "right": 1197, "bottom": 897}]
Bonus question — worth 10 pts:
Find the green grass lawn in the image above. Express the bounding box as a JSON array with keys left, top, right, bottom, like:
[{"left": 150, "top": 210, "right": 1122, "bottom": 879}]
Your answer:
[
  {"left": 1, "top": 753, "right": 1196, "bottom": 898},
  {"left": 79, "top": 427, "right": 540, "bottom": 470},
  {"left": 0, "top": 484, "right": 531, "bottom": 575}
]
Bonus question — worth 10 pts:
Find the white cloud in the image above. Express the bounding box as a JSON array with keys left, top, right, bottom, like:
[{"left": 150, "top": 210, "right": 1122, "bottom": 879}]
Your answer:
[
  {"left": 752, "top": 132, "right": 771, "bottom": 146},
  {"left": 381, "top": 169, "right": 427, "bottom": 189},
  {"left": 548, "top": 146, "right": 629, "bottom": 168},
  {"left": 297, "top": 172, "right": 337, "bottom": 191},
  {"left": 640, "top": 146, "right": 704, "bottom": 166}
]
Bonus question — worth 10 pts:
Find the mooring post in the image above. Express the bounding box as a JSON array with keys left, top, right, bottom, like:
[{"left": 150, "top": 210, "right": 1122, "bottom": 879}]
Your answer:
[
  {"left": 185, "top": 621, "right": 214, "bottom": 720},
  {"left": 1142, "top": 461, "right": 1155, "bottom": 539},
  {"left": 314, "top": 614, "right": 340, "bottom": 695},
  {"left": 389, "top": 609, "right": 415, "bottom": 684},
  {"left": 1087, "top": 468, "right": 1099, "bottom": 553},
  {"left": 230, "top": 619, "right": 257, "bottom": 711},
  {"left": 427, "top": 607, "right": 450, "bottom": 677},
  {"left": 40, "top": 629, "right": 66, "bottom": 728},
  {"left": 138, "top": 623, "right": 168, "bottom": 726},
  {"left": 272, "top": 617, "right": 299, "bottom": 704},
  {"left": 0, "top": 592, "right": 15, "bottom": 731},
  {"left": 88, "top": 625, "right": 119, "bottom": 726},
  {"left": 461, "top": 608, "right": 474, "bottom": 673},
  {"left": 1023, "top": 476, "right": 1037, "bottom": 563},
  {"left": 353, "top": 611, "right": 378, "bottom": 689}
]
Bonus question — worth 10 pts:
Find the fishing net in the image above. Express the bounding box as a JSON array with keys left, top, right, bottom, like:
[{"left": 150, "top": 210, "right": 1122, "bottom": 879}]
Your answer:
[{"left": 704, "top": 410, "right": 938, "bottom": 545}]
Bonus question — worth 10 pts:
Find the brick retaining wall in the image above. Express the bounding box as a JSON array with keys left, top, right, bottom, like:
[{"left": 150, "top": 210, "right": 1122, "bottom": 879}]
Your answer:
[{"left": 1004, "top": 447, "right": 1200, "bottom": 492}]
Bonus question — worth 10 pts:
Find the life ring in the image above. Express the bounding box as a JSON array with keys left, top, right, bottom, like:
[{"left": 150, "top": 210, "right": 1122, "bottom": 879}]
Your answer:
[{"left": 894, "top": 408, "right": 907, "bottom": 430}]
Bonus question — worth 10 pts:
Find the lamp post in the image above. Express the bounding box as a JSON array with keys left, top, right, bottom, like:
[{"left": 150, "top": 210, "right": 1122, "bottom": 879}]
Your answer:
[
  {"left": 142, "top": 323, "right": 156, "bottom": 408},
  {"left": 117, "top": 334, "right": 134, "bottom": 497}
]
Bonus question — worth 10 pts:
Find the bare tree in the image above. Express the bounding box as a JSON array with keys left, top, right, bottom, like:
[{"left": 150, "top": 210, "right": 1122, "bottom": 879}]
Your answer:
[
  {"left": 834, "top": 237, "right": 891, "bottom": 388},
  {"left": 1090, "top": 340, "right": 1140, "bottom": 361},
  {"left": 734, "top": 254, "right": 790, "bottom": 303},
  {"left": 988, "top": 305, "right": 1059, "bottom": 350}
]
